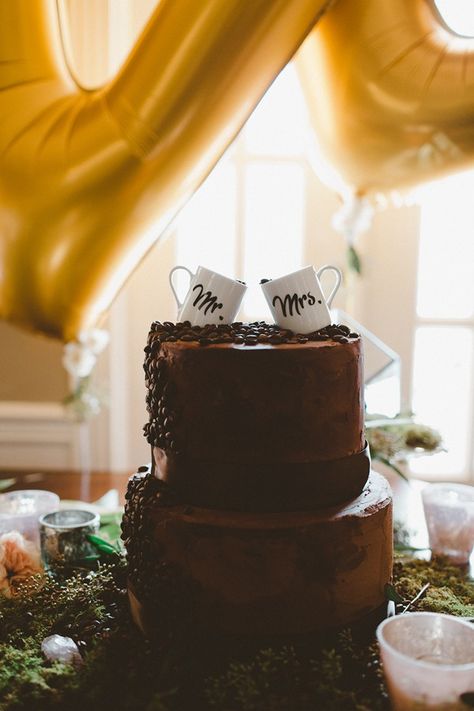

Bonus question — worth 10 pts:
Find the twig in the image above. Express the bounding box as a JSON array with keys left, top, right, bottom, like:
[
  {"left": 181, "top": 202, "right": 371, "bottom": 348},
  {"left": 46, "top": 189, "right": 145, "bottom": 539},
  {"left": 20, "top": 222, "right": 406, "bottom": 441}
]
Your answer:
[{"left": 401, "top": 583, "right": 430, "bottom": 614}]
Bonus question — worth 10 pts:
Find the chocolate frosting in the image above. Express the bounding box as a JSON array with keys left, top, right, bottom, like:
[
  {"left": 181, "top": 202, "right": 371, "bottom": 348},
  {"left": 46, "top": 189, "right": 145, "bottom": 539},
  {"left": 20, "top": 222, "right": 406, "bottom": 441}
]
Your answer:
[
  {"left": 125, "top": 322, "right": 392, "bottom": 637},
  {"left": 152, "top": 441, "right": 371, "bottom": 511},
  {"left": 123, "top": 469, "right": 393, "bottom": 636},
  {"left": 144, "top": 321, "right": 365, "bottom": 509}
]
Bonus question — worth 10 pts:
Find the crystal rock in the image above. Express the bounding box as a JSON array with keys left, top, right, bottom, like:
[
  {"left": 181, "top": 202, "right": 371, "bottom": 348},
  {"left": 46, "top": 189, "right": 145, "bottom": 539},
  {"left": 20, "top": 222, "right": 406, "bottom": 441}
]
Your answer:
[{"left": 41, "top": 634, "right": 83, "bottom": 666}]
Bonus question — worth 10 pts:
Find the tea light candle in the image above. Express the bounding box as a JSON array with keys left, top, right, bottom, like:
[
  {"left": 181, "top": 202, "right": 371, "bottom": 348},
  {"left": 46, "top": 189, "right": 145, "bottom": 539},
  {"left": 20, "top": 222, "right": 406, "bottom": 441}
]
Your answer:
[
  {"left": 377, "top": 612, "right": 474, "bottom": 710},
  {"left": 39, "top": 509, "right": 100, "bottom": 569},
  {"left": 421, "top": 483, "right": 474, "bottom": 566},
  {"left": 0, "top": 490, "right": 60, "bottom": 545}
]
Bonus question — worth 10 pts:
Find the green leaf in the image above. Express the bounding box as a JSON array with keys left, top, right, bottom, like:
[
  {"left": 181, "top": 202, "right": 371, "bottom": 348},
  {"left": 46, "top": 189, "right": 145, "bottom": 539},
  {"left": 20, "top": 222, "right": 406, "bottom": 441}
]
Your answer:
[
  {"left": 347, "top": 245, "right": 362, "bottom": 275},
  {"left": 99, "top": 512, "right": 123, "bottom": 548},
  {"left": 384, "top": 583, "right": 405, "bottom": 605},
  {"left": 87, "top": 533, "right": 120, "bottom": 557}
]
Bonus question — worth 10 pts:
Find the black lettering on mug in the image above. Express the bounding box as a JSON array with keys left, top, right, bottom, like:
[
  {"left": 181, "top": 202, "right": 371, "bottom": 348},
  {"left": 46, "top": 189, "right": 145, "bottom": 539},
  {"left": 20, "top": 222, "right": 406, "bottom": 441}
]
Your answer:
[
  {"left": 192, "top": 283, "right": 224, "bottom": 317},
  {"left": 272, "top": 291, "right": 318, "bottom": 317}
]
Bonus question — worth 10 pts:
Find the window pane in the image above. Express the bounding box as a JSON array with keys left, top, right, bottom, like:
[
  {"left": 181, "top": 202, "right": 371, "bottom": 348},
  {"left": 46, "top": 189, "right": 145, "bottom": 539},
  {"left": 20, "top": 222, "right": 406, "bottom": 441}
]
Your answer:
[
  {"left": 243, "top": 64, "right": 310, "bottom": 157},
  {"left": 175, "top": 156, "right": 237, "bottom": 296},
  {"left": 242, "top": 161, "right": 305, "bottom": 318},
  {"left": 417, "top": 171, "right": 474, "bottom": 318},
  {"left": 410, "top": 326, "right": 473, "bottom": 478}
]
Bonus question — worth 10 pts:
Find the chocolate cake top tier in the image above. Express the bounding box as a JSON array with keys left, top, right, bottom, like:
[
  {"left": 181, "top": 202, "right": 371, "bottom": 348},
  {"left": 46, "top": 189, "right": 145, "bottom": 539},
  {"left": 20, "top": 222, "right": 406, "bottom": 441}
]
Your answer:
[
  {"left": 146, "top": 319, "right": 360, "bottom": 346},
  {"left": 144, "top": 321, "right": 364, "bottom": 466}
]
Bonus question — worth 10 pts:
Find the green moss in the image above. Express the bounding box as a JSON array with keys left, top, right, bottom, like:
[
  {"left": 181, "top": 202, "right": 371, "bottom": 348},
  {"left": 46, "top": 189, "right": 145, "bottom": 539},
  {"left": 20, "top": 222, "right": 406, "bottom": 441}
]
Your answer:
[
  {"left": 0, "top": 556, "right": 471, "bottom": 710},
  {"left": 393, "top": 556, "right": 474, "bottom": 617}
]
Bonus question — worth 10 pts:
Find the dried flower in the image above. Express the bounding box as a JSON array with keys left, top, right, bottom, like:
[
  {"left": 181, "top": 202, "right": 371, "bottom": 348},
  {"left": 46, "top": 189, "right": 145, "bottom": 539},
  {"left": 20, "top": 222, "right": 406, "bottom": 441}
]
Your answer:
[
  {"left": 62, "top": 341, "right": 97, "bottom": 379},
  {"left": 0, "top": 531, "right": 43, "bottom": 597},
  {"left": 366, "top": 413, "right": 443, "bottom": 481}
]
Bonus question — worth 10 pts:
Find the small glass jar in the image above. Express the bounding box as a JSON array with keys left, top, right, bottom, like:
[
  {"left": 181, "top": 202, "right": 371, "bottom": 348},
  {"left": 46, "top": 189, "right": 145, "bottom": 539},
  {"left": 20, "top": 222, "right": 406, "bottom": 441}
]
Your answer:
[{"left": 39, "top": 509, "right": 100, "bottom": 569}]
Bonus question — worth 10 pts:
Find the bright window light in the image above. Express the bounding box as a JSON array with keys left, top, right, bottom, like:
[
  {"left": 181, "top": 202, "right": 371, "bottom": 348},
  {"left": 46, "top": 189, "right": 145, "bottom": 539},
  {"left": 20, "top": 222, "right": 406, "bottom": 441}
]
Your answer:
[
  {"left": 175, "top": 157, "right": 237, "bottom": 281},
  {"left": 411, "top": 326, "right": 473, "bottom": 478},
  {"left": 174, "top": 64, "right": 309, "bottom": 319},
  {"left": 243, "top": 64, "right": 310, "bottom": 157},
  {"left": 417, "top": 171, "right": 474, "bottom": 319},
  {"left": 243, "top": 161, "right": 305, "bottom": 317},
  {"left": 434, "top": 0, "right": 474, "bottom": 37}
]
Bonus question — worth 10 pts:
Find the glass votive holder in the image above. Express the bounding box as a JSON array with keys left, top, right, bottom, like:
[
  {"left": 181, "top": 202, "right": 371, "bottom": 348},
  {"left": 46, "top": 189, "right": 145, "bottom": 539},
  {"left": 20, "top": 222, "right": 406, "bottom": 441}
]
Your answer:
[
  {"left": 421, "top": 483, "right": 474, "bottom": 565},
  {"left": 377, "top": 612, "right": 474, "bottom": 710},
  {"left": 39, "top": 509, "right": 100, "bottom": 570},
  {"left": 0, "top": 490, "right": 60, "bottom": 545}
]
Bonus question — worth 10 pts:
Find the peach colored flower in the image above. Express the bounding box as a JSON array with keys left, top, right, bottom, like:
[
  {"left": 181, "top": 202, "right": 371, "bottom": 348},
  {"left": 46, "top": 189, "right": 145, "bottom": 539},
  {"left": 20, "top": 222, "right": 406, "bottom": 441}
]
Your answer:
[{"left": 0, "top": 531, "right": 43, "bottom": 597}]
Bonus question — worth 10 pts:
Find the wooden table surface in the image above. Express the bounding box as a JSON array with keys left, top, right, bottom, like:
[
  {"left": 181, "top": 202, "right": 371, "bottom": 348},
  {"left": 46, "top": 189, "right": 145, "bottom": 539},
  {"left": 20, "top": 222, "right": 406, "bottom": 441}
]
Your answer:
[{"left": 0, "top": 468, "right": 133, "bottom": 504}]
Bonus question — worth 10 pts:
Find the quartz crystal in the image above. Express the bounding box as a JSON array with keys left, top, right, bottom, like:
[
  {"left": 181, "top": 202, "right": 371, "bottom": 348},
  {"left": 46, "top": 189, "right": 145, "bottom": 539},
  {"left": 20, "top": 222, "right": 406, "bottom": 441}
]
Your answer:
[{"left": 41, "top": 634, "right": 82, "bottom": 666}]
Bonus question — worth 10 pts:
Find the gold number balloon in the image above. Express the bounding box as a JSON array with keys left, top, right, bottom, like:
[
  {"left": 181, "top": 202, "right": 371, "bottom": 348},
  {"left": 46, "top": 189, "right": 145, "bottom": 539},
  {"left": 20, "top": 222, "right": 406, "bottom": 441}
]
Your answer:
[
  {"left": 297, "top": 0, "right": 474, "bottom": 198},
  {"left": 0, "top": 0, "right": 331, "bottom": 341}
]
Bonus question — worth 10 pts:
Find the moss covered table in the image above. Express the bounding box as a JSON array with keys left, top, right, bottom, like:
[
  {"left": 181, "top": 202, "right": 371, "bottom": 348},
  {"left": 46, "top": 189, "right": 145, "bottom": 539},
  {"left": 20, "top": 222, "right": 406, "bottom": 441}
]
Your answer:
[{"left": 0, "top": 470, "right": 472, "bottom": 710}]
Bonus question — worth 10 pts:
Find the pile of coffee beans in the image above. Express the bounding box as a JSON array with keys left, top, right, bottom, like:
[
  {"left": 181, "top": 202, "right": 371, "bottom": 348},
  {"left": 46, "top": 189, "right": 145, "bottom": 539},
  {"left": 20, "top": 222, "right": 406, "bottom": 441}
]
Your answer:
[{"left": 147, "top": 321, "right": 359, "bottom": 347}]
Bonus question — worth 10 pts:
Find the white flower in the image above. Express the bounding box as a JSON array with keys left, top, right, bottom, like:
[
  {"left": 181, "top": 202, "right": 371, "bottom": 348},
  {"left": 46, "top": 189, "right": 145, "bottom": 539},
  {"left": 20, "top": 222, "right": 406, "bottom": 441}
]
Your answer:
[
  {"left": 63, "top": 330, "right": 109, "bottom": 379},
  {"left": 332, "top": 194, "right": 374, "bottom": 245},
  {"left": 62, "top": 341, "right": 97, "bottom": 379},
  {"left": 77, "top": 328, "right": 109, "bottom": 356}
]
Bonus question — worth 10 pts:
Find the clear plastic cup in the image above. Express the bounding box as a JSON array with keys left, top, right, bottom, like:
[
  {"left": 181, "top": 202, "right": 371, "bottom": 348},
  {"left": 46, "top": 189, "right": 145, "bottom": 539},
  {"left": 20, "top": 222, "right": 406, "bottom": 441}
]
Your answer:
[
  {"left": 377, "top": 612, "right": 474, "bottom": 710},
  {"left": 421, "top": 483, "right": 474, "bottom": 565},
  {"left": 0, "top": 490, "right": 60, "bottom": 544}
]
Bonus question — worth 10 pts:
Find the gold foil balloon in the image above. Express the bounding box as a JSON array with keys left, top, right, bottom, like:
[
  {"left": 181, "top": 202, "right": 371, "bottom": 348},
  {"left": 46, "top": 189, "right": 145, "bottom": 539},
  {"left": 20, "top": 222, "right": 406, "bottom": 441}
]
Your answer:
[
  {"left": 297, "top": 0, "right": 474, "bottom": 198},
  {"left": 0, "top": 0, "right": 331, "bottom": 341}
]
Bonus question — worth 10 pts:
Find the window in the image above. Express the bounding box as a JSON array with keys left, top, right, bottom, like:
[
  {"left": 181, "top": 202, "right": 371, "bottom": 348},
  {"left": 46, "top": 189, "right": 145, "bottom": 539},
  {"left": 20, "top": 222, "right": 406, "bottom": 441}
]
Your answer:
[
  {"left": 411, "top": 171, "right": 474, "bottom": 482},
  {"left": 175, "top": 64, "right": 312, "bottom": 319}
]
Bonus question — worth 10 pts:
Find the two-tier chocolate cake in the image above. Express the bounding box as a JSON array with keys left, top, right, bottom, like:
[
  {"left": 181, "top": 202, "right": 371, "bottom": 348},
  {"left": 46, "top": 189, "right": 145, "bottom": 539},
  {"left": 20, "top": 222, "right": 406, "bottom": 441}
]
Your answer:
[{"left": 122, "top": 321, "right": 393, "bottom": 636}]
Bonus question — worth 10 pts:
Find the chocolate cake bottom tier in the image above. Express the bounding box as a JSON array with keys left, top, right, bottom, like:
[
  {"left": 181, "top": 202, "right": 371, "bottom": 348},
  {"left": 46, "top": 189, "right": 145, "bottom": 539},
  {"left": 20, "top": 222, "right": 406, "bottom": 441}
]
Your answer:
[{"left": 123, "top": 470, "right": 393, "bottom": 636}]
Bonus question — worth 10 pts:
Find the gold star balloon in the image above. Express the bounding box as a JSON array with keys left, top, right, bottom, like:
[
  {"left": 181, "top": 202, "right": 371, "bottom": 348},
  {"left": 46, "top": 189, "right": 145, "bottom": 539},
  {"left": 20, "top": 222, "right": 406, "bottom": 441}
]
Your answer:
[
  {"left": 0, "top": 0, "right": 331, "bottom": 341},
  {"left": 297, "top": 0, "right": 474, "bottom": 198}
]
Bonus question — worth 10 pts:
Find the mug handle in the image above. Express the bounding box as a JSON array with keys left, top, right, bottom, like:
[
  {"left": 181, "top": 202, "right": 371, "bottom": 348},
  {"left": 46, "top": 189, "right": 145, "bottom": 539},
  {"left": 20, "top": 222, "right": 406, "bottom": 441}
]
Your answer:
[
  {"left": 169, "top": 265, "right": 194, "bottom": 309},
  {"left": 316, "top": 265, "right": 342, "bottom": 308}
]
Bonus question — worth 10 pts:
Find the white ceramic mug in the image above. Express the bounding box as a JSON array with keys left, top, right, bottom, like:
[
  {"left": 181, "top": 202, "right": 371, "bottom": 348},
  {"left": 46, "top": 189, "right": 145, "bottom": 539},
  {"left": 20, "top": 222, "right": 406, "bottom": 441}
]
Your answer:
[
  {"left": 260, "top": 265, "right": 342, "bottom": 333},
  {"left": 169, "top": 265, "right": 247, "bottom": 326}
]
